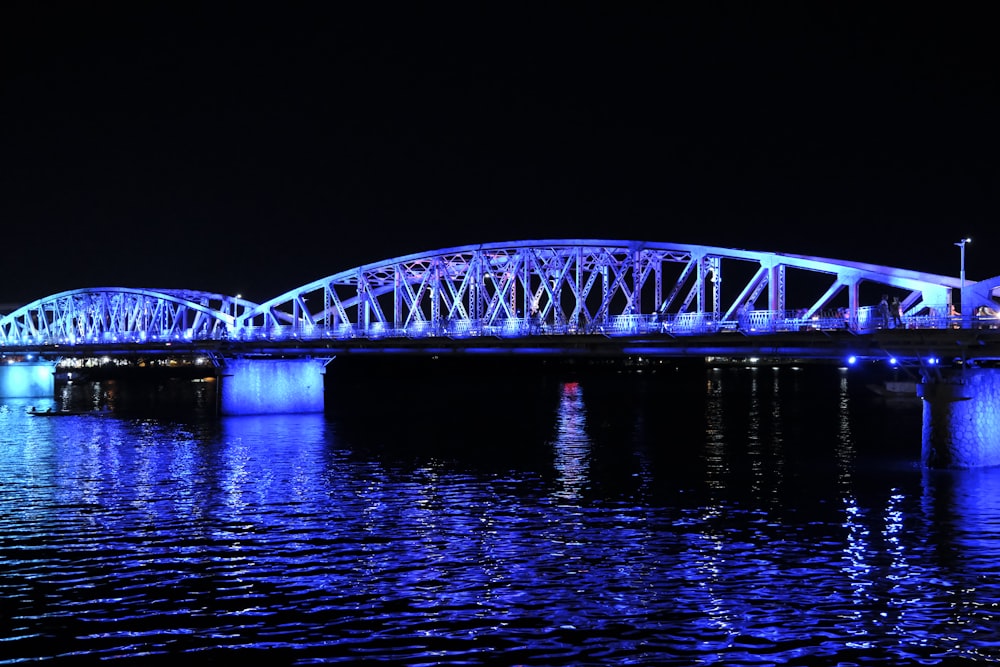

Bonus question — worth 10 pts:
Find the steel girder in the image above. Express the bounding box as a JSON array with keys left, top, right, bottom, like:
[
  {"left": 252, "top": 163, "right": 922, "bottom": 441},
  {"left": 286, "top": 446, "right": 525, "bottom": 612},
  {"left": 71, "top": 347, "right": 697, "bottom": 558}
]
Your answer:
[
  {"left": 0, "top": 288, "right": 251, "bottom": 346},
  {"left": 963, "top": 274, "right": 1000, "bottom": 316},
  {"left": 0, "top": 242, "right": 969, "bottom": 346},
  {"left": 234, "top": 240, "right": 961, "bottom": 338}
]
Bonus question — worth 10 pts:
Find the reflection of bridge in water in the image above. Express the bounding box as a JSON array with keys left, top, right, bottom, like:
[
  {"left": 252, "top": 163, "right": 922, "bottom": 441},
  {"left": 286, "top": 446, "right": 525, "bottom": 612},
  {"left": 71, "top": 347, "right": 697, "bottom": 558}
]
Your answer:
[{"left": 3, "top": 240, "right": 1000, "bottom": 467}]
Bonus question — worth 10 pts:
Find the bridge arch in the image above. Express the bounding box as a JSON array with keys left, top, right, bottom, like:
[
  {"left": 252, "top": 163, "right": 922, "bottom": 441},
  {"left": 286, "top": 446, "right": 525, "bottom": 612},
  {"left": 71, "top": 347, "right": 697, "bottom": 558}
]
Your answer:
[
  {"left": 962, "top": 274, "right": 1000, "bottom": 316},
  {"left": 234, "top": 239, "right": 962, "bottom": 339},
  {"left": 0, "top": 288, "right": 254, "bottom": 346}
]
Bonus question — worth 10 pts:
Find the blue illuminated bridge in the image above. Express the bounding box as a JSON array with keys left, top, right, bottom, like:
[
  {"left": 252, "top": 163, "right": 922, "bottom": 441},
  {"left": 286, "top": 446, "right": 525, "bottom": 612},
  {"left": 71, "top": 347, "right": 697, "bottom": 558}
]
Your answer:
[{"left": 3, "top": 240, "right": 1000, "bottom": 467}]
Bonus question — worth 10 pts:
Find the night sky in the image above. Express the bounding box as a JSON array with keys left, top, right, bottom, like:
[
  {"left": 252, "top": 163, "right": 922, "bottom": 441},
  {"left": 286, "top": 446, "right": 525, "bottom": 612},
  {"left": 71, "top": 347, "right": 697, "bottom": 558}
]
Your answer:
[{"left": 2, "top": 3, "right": 997, "bottom": 307}]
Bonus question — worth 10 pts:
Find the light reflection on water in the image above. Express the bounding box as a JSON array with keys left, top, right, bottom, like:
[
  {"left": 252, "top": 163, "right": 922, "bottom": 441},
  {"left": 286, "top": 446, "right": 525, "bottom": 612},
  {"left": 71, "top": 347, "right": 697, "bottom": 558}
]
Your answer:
[
  {"left": 2, "top": 366, "right": 1000, "bottom": 665},
  {"left": 552, "top": 382, "right": 590, "bottom": 501}
]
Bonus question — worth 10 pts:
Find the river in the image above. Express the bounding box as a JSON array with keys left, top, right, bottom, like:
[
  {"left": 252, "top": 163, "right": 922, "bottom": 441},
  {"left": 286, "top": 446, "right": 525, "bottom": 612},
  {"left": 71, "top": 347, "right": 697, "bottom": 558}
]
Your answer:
[{"left": 2, "top": 358, "right": 999, "bottom": 665}]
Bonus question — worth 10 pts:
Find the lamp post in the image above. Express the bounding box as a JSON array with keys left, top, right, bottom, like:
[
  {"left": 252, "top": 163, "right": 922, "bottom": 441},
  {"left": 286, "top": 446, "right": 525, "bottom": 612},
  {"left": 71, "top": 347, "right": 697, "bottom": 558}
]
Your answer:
[
  {"left": 955, "top": 237, "right": 971, "bottom": 290},
  {"left": 955, "top": 238, "right": 971, "bottom": 328}
]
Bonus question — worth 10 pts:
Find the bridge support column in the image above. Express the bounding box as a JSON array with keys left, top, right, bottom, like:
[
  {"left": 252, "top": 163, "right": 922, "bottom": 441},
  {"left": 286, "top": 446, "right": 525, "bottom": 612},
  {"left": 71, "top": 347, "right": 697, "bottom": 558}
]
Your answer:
[
  {"left": 221, "top": 358, "right": 328, "bottom": 416},
  {"left": 0, "top": 361, "right": 56, "bottom": 398},
  {"left": 918, "top": 368, "right": 1000, "bottom": 468}
]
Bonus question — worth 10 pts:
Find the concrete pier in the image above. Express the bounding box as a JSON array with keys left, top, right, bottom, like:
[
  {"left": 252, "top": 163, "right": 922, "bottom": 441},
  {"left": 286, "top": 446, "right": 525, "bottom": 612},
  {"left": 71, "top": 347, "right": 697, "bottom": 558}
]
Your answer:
[
  {"left": 0, "top": 361, "right": 56, "bottom": 398},
  {"left": 918, "top": 368, "right": 1000, "bottom": 468},
  {"left": 221, "top": 357, "right": 329, "bottom": 416}
]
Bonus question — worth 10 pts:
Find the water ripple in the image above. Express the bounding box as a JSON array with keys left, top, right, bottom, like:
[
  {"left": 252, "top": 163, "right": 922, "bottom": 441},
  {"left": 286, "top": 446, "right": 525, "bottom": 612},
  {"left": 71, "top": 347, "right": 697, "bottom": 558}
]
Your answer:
[{"left": 1, "top": 371, "right": 998, "bottom": 664}]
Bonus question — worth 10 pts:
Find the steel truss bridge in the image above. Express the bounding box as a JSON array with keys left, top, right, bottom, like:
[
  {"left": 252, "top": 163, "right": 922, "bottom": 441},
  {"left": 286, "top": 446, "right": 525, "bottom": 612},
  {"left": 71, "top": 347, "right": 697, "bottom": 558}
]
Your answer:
[{"left": 3, "top": 240, "right": 1000, "bottom": 365}]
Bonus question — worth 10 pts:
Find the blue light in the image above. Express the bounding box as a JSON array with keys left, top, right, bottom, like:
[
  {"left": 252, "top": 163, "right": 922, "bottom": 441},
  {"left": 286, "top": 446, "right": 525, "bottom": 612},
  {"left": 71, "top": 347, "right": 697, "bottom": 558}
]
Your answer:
[
  {"left": 0, "top": 361, "right": 56, "bottom": 397},
  {"left": 847, "top": 355, "right": 857, "bottom": 365},
  {"left": 889, "top": 357, "right": 898, "bottom": 365},
  {"left": 221, "top": 358, "right": 326, "bottom": 415}
]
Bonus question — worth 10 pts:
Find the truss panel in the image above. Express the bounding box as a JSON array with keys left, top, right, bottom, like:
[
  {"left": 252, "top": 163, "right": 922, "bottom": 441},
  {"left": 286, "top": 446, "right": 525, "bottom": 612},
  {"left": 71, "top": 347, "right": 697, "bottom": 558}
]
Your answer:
[
  {"left": 0, "top": 288, "right": 249, "bottom": 346},
  {"left": 232, "top": 240, "right": 963, "bottom": 339},
  {"left": 0, "top": 240, "right": 974, "bottom": 347}
]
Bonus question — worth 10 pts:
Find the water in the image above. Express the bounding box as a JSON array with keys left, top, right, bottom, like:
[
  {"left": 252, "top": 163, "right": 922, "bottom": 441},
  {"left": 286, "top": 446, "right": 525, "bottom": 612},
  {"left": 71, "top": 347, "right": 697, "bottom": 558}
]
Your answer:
[{"left": 2, "top": 360, "right": 1000, "bottom": 665}]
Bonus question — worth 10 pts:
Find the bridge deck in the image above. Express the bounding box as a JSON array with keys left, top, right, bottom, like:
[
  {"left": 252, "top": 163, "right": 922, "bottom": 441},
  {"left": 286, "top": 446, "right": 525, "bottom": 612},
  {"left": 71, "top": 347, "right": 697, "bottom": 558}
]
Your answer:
[{"left": 7, "top": 327, "right": 1000, "bottom": 367}]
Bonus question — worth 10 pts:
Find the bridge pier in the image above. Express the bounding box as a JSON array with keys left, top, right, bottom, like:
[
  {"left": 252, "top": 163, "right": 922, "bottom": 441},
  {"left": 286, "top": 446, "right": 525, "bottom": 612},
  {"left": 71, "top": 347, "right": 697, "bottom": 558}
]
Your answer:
[
  {"left": 220, "top": 358, "right": 329, "bottom": 416},
  {"left": 0, "top": 361, "right": 56, "bottom": 398},
  {"left": 918, "top": 368, "right": 1000, "bottom": 468}
]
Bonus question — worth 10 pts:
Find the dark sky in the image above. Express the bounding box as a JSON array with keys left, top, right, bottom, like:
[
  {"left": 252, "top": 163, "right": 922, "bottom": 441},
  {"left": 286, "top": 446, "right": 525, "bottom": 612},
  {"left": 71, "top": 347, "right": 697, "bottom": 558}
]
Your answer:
[{"left": 2, "top": 3, "right": 998, "bottom": 305}]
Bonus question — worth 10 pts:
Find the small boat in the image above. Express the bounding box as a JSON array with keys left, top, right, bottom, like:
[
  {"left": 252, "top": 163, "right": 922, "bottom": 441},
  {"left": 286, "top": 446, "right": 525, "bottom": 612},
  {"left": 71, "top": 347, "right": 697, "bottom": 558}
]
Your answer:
[{"left": 27, "top": 407, "right": 111, "bottom": 417}]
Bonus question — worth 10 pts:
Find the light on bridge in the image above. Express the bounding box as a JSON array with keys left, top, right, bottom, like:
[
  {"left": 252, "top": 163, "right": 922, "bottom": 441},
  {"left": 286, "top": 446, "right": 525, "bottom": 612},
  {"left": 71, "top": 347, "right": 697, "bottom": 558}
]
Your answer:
[{"left": 955, "top": 237, "right": 972, "bottom": 290}]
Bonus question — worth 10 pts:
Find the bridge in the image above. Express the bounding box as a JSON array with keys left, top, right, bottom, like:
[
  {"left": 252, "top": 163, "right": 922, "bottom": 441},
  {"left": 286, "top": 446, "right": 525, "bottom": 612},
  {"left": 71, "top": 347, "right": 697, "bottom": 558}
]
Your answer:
[{"left": 3, "top": 239, "right": 1000, "bottom": 468}]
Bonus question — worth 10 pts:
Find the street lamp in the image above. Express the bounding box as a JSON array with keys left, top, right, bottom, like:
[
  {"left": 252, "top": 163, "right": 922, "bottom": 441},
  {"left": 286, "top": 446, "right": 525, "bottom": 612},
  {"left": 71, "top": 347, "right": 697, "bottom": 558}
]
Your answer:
[
  {"left": 955, "top": 237, "right": 971, "bottom": 290},
  {"left": 955, "top": 238, "right": 972, "bottom": 329}
]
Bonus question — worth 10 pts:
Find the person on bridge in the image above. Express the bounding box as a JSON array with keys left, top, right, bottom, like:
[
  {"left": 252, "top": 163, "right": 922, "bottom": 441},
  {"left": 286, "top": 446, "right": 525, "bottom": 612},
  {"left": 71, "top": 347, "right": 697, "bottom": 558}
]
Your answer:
[
  {"left": 878, "top": 295, "right": 890, "bottom": 329},
  {"left": 891, "top": 296, "right": 903, "bottom": 328}
]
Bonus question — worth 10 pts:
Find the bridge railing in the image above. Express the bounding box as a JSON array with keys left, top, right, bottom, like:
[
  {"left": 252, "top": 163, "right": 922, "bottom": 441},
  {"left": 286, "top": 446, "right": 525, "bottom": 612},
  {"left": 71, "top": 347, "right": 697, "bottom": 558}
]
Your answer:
[
  {"left": 229, "top": 309, "right": 975, "bottom": 342},
  {"left": 1, "top": 329, "right": 220, "bottom": 346},
  {"left": 7, "top": 309, "right": 999, "bottom": 347}
]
